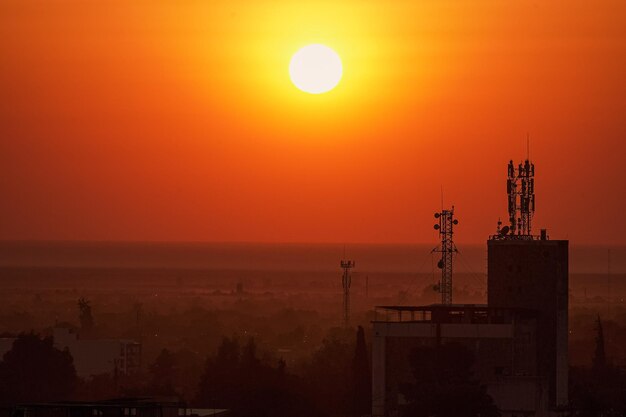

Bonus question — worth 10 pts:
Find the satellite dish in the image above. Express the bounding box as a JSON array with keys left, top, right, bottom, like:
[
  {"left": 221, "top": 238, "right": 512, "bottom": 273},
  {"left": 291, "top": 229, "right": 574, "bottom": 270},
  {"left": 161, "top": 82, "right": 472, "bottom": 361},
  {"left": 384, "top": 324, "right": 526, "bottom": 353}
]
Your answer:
[
  {"left": 434, "top": 213, "right": 440, "bottom": 218},
  {"left": 500, "top": 226, "right": 510, "bottom": 235},
  {"left": 434, "top": 224, "right": 440, "bottom": 230},
  {"left": 453, "top": 219, "right": 459, "bottom": 225},
  {"left": 437, "top": 260, "right": 444, "bottom": 269}
]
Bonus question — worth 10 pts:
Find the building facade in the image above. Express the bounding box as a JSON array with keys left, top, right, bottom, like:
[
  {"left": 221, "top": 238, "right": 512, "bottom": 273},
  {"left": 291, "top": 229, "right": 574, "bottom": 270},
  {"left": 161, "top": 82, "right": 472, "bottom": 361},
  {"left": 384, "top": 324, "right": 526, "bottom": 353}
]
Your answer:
[
  {"left": 372, "top": 305, "right": 548, "bottom": 417},
  {"left": 488, "top": 236, "right": 569, "bottom": 407},
  {"left": 53, "top": 327, "right": 141, "bottom": 377}
]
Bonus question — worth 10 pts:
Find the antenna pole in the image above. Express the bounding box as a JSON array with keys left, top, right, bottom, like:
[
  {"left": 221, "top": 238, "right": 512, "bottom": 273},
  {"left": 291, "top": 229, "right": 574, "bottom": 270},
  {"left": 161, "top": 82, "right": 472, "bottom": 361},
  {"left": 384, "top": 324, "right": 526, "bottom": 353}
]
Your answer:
[
  {"left": 432, "top": 207, "right": 459, "bottom": 305},
  {"left": 340, "top": 258, "right": 355, "bottom": 327}
]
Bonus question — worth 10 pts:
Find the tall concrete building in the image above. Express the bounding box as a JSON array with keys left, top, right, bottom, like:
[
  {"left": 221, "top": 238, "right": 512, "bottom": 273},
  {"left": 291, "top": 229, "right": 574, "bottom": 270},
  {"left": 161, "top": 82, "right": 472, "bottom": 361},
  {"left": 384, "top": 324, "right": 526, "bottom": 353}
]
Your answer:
[
  {"left": 488, "top": 158, "right": 569, "bottom": 407},
  {"left": 487, "top": 235, "right": 569, "bottom": 407}
]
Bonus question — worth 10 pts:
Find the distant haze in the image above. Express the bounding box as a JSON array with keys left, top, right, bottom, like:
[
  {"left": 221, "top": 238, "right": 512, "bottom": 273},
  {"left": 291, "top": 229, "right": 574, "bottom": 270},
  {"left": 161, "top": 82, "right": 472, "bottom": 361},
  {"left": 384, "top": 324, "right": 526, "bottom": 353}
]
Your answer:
[{"left": 0, "top": 241, "right": 623, "bottom": 274}]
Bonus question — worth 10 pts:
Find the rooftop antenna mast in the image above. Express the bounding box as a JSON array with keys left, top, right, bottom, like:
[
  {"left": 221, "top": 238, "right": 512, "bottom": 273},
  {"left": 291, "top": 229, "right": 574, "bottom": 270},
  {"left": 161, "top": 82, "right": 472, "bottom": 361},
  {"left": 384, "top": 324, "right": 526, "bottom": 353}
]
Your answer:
[
  {"left": 340, "top": 255, "right": 355, "bottom": 328},
  {"left": 506, "top": 150, "right": 535, "bottom": 237},
  {"left": 432, "top": 206, "right": 458, "bottom": 305}
]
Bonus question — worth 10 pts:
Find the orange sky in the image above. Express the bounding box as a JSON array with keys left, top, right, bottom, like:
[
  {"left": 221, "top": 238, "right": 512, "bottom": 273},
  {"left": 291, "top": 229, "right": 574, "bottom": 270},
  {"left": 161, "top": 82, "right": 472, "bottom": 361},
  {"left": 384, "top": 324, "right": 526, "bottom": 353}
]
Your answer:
[{"left": 1, "top": 0, "right": 625, "bottom": 244}]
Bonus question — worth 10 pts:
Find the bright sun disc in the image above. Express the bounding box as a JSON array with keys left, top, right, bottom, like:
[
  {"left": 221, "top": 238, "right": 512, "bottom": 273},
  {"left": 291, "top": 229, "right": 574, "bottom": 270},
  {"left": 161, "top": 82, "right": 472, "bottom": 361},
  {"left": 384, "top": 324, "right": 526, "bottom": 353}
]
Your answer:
[{"left": 289, "top": 44, "right": 342, "bottom": 94}]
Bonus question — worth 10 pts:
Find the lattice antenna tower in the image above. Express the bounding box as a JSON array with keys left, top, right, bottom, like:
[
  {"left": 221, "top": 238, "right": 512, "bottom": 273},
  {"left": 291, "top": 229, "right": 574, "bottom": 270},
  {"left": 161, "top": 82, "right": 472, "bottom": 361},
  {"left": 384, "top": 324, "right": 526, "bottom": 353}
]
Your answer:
[
  {"left": 432, "top": 206, "right": 458, "bottom": 305},
  {"left": 506, "top": 158, "right": 535, "bottom": 236},
  {"left": 340, "top": 259, "right": 355, "bottom": 327}
]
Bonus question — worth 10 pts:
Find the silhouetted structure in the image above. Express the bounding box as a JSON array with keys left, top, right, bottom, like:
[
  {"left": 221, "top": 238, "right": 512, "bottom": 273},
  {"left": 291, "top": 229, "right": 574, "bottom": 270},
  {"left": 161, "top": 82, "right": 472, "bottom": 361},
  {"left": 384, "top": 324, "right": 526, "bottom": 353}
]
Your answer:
[
  {"left": 372, "top": 158, "right": 569, "bottom": 417},
  {"left": 372, "top": 305, "right": 544, "bottom": 416},
  {"left": 505, "top": 159, "right": 535, "bottom": 236},
  {"left": 432, "top": 207, "right": 458, "bottom": 305},
  {"left": 487, "top": 236, "right": 568, "bottom": 408},
  {"left": 341, "top": 259, "right": 355, "bottom": 327},
  {"left": 488, "top": 160, "right": 568, "bottom": 407}
]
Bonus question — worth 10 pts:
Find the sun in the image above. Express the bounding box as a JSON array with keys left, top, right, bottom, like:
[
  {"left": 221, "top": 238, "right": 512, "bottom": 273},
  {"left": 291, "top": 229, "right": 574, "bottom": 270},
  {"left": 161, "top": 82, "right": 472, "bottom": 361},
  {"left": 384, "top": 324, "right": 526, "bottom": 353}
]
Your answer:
[{"left": 289, "top": 44, "right": 343, "bottom": 94}]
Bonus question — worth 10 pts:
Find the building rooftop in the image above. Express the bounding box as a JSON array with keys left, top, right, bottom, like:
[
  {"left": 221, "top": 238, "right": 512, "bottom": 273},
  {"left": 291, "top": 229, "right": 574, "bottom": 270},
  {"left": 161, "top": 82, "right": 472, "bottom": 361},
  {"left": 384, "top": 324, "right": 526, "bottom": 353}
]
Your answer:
[{"left": 373, "top": 304, "right": 537, "bottom": 324}]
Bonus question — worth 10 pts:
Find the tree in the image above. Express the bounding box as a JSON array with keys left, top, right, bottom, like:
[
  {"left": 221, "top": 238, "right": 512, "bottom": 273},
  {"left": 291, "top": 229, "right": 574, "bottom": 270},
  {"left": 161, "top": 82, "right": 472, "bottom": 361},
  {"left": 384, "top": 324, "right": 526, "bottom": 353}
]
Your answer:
[
  {"left": 301, "top": 335, "right": 353, "bottom": 415},
  {"left": 0, "top": 332, "right": 77, "bottom": 404},
  {"left": 150, "top": 348, "right": 176, "bottom": 395},
  {"left": 78, "top": 297, "right": 94, "bottom": 333},
  {"left": 400, "top": 343, "right": 499, "bottom": 417},
  {"left": 196, "top": 336, "right": 319, "bottom": 417},
  {"left": 569, "top": 316, "right": 626, "bottom": 416},
  {"left": 196, "top": 336, "right": 241, "bottom": 408},
  {"left": 241, "top": 338, "right": 260, "bottom": 369},
  {"left": 351, "top": 326, "right": 371, "bottom": 416},
  {"left": 592, "top": 315, "right": 606, "bottom": 373}
]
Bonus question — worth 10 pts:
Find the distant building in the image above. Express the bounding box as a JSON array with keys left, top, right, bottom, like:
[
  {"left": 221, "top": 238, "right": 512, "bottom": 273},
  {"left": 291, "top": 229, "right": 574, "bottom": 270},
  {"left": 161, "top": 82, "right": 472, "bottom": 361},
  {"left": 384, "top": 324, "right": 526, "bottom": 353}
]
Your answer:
[
  {"left": 53, "top": 327, "right": 141, "bottom": 377},
  {"left": 0, "top": 330, "right": 141, "bottom": 379}
]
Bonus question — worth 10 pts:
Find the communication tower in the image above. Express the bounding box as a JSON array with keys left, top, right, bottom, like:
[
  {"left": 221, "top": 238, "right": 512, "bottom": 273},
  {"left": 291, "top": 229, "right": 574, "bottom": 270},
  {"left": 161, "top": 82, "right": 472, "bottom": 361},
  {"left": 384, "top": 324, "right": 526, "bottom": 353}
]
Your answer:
[
  {"left": 432, "top": 207, "right": 458, "bottom": 305},
  {"left": 341, "top": 259, "right": 355, "bottom": 327},
  {"left": 504, "top": 159, "right": 536, "bottom": 237}
]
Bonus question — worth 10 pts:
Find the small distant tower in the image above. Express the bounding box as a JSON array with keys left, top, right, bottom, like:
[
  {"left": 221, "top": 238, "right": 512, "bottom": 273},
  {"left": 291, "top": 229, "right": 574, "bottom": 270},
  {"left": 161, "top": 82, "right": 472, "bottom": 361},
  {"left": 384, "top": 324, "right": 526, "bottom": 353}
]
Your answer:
[
  {"left": 341, "top": 259, "right": 355, "bottom": 327},
  {"left": 506, "top": 159, "right": 535, "bottom": 236},
  {"left": 432, "top": 207, "right": 458, "bottom": 305}
]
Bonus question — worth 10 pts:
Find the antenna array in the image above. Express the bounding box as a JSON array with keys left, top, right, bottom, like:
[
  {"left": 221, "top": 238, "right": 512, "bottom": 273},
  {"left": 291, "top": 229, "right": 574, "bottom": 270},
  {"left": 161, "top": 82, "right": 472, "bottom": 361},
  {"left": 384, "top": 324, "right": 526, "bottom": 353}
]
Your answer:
[{"left": 507, "top": 159, "right": 536, "bottom": 236}]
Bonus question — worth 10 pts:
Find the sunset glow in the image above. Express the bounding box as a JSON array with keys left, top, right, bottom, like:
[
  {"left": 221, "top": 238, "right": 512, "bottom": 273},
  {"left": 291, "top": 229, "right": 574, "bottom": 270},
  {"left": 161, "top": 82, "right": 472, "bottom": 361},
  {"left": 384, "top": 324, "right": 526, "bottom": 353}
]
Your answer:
[{"left": 0, "top": 1, "right": 625, "bottom": 244}]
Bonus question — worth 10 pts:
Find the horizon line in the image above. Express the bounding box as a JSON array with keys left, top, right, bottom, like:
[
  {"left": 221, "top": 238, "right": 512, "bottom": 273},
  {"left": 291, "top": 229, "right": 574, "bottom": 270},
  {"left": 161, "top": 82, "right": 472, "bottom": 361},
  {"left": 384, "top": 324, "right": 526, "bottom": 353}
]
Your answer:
[{"left": 0, "top": 238, "right": 623, "bottom": 248}]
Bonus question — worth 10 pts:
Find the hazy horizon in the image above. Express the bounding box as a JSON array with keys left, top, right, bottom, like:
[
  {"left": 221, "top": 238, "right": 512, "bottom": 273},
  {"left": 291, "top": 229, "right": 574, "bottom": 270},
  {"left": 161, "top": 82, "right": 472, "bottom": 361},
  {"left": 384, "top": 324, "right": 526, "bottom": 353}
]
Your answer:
[{"left": 1, "top": 240, "right": 623, "bottom": 274}]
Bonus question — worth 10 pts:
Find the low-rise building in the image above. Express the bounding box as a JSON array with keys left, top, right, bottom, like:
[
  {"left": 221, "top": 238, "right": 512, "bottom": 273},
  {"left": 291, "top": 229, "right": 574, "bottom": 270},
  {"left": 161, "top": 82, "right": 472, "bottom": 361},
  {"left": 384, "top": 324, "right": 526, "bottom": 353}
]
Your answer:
[
  {"left": 53, "top": 327, "right": 141, "bottom": 377},
  {"left": 372, "top": 304, "right": 549, "bottom": 417},
  {"left": 0, "top": 329, "right": 141, "bottom": 378}
]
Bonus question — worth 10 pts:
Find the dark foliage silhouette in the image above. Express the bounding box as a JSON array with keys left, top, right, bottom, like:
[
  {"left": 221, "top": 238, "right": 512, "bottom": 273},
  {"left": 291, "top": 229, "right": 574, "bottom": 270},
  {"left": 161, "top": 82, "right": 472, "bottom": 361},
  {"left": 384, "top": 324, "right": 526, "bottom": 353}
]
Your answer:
[
  {"left": 0, "top": 332, "right": 77, "bottom": 405},
  {"left": 592, "top": 315, "right": 606, "bottom": 373},
  {"left": 196, "top": 336, "right": 319, "bottom": 417},
  {"left": 301, "top": 333, "right": 353, "bottom": 416},
  {"left": 77, "top": 297, "right": 94, "bottom": 333},
  {"left": 569, "top": 316, "right": 626, "bottom": 416},
  {"left": 351, "top": 326, "right": 371, "bottom": 416},
  {"left": 149, "top": 348, "right": 177, "bottom": 395}
]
